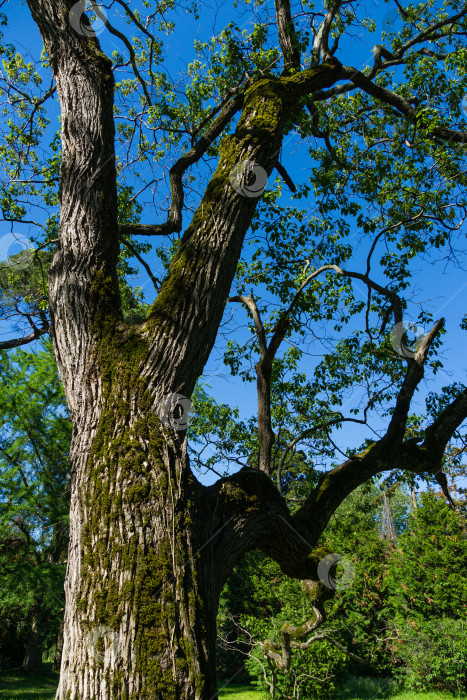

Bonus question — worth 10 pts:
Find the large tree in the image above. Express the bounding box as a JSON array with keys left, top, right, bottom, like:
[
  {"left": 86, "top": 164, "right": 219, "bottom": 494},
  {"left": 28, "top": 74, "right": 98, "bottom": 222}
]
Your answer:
[{"left": 0, "top": 0, "right": 466, "bottom": 697}]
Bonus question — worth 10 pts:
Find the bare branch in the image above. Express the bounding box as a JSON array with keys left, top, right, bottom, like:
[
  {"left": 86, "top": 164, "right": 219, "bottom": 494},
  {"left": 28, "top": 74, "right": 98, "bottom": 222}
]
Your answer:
[
  {"left": 231, "top": 262, "right": 409, "bottom": 479},
  {"left": 291, "top": 632, "right": 370, "bottom": 666},
  {"left": 229, "top": 294, "right": 267, "bottom": 358},
  {"left": 382, "top": 318, "right": 445, "bottom": 445},
  {"left": 229, "top": 294, "right": 273, "bottom": 475},
  {"left": 276, "top": 417, "right": 367, "bottom": 494},
  {"left": 261, "top": 576, "right": 369, "bottom": 673},
  {"left": 0, "top": 325, "right": 48, "bottom": 350},
  {"left": 299, "top": 367, "right": 464, "bottom": 539},
  {"left": 120, "top": 238, "right": 160, "bottom": 292},
  {"left": 95, "top": 6, "right": 152, "bottom": 106},
  {"left": 269, "top": 263, "right": 404, "bottom": 364},
  {"left": 262, "top": 581, "right": 326, "bottom": 672},
  {"left": 275, "top": 161, "right": 297, "bottom": 192},
  {"left": 313, "top": 0, "right": 341, "bottom": 62},
  {"left": 424, "top": 386, "right": 467, "bottom": 460},
  {"left": 392, "top": 6, "right": 467, "bottom": 61},
  {"left": 119, "top": 93, "right": 244, "bottom": 238},
  {"left": 268, "top": 265, "right": 338, "bottom": 362},
  {"left": 314, "top": 7, "right": 467, "bottom": 103}
]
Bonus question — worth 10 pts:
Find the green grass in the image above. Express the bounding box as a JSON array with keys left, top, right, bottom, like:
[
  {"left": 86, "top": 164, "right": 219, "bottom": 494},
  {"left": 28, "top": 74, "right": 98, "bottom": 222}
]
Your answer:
[
  {"left": 391, "top": 695, "right": 467, "bottom": 700},
  {"left": 0, "top": 669, "right": 465, "bottom": 699},
  {"left": 0, "top": 663, "right": 59, "bottom": 699},
  {"left": 336, "top": 675, "right": 467, "bottom": 700},
  {"left": 218, "top": 677, "right": 467, "bottom": 699},
  {"left": 218, "top": 682, "right": 264, "bottom": 698},
  {"left": 0, "top": 670, "right": 259, "bottom": 700}
]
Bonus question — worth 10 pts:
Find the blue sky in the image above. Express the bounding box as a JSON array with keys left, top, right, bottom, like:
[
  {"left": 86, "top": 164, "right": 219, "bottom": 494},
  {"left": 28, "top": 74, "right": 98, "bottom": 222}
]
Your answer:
[{"left": 0, "top": 1, "right": 466, "bottom": 490}]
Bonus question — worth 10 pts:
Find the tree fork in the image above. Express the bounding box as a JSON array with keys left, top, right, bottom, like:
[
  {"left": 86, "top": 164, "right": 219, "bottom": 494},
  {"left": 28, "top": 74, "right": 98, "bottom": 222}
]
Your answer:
[{"left": 22, "top": 8, "right": 342, "bottom": 694}]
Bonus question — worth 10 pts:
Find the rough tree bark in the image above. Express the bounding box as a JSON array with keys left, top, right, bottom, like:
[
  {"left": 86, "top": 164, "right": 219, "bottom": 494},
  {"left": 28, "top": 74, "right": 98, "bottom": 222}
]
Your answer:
[
  {"left": 52, "top": 619, "right": 64, "bottom": 673},
  {"left": 15, "top": 0, "right": 467, "bottom": 698}
]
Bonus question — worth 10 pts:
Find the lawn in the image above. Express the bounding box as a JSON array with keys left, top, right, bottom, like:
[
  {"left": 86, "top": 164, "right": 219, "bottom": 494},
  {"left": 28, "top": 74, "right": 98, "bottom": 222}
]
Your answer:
[
  {"left": 337, "top": 676, "right": 467, "bottom": 700},
  {"left": 0, "top": 664, "right": 59, "bottom": 699},
  {"left": 0, "top": 673, "right": 260, "bottom": 699},
  {"left": 217, "top": 676, "right": 467, "bottom": 699},
  {"left": 1, "top": 669, "right": 466, "bottom": 699},
  {"left": 218, "top": 682, "right": 264, "bottom": 698}
]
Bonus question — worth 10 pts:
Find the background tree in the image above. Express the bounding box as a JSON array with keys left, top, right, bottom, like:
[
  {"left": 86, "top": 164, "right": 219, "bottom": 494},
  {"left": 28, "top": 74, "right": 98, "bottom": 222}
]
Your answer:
[
  {"left": 219, "top": 484, "right": 466, "bottom": 697},
  {"left": 387, "top": 491, "right": 467, "bottom": 622},
  {"left": 0, "top": 0, "right": 465, "bottom": 697},
  {"left": 384, "top": 491, "right": 467, "bottom": 694},
  {"left": 0, "top": 341, "right": 71, "bottom": 671}
]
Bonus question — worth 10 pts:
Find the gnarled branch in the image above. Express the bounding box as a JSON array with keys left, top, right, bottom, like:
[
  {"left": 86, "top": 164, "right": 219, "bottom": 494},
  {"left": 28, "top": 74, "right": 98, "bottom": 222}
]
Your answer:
[{"left": 262, "top": 580, "right": 327, "bottom": 672}]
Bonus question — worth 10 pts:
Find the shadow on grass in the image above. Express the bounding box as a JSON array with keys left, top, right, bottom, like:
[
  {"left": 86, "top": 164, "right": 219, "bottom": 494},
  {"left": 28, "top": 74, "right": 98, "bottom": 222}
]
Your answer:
[
  {"left": 337, "top": 676, "right": 396, "bottom": 699},
  {"left": 0, "top": 662, "right": 59, "bottom": 699},
  {"left": 337, "top": 675, "right": 467, "bottom": 700}
]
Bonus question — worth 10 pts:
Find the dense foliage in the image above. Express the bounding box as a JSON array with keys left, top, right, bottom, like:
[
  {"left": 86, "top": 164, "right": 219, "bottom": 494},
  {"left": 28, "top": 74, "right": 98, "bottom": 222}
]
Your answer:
[
  {"left": 0, "top": 342, "right": 70, "bottom": 670},
  {"left": 218, "top": 487, "right": 467, "bottom": 697}
]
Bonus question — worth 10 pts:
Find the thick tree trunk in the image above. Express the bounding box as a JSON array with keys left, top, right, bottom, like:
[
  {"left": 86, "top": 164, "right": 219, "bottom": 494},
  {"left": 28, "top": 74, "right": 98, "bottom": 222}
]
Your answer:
[
  {"left": 21, "top": 616, "right": 43, "bottom": 672},
  {"left": 24, "top": 3, "right": 345, "bottom": 698},
  {"left": 56, "top": 399, "right": 223, "bottom": 699},
  {"left": 54, "top": 364, "right": 306, "bottom": 699}
]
